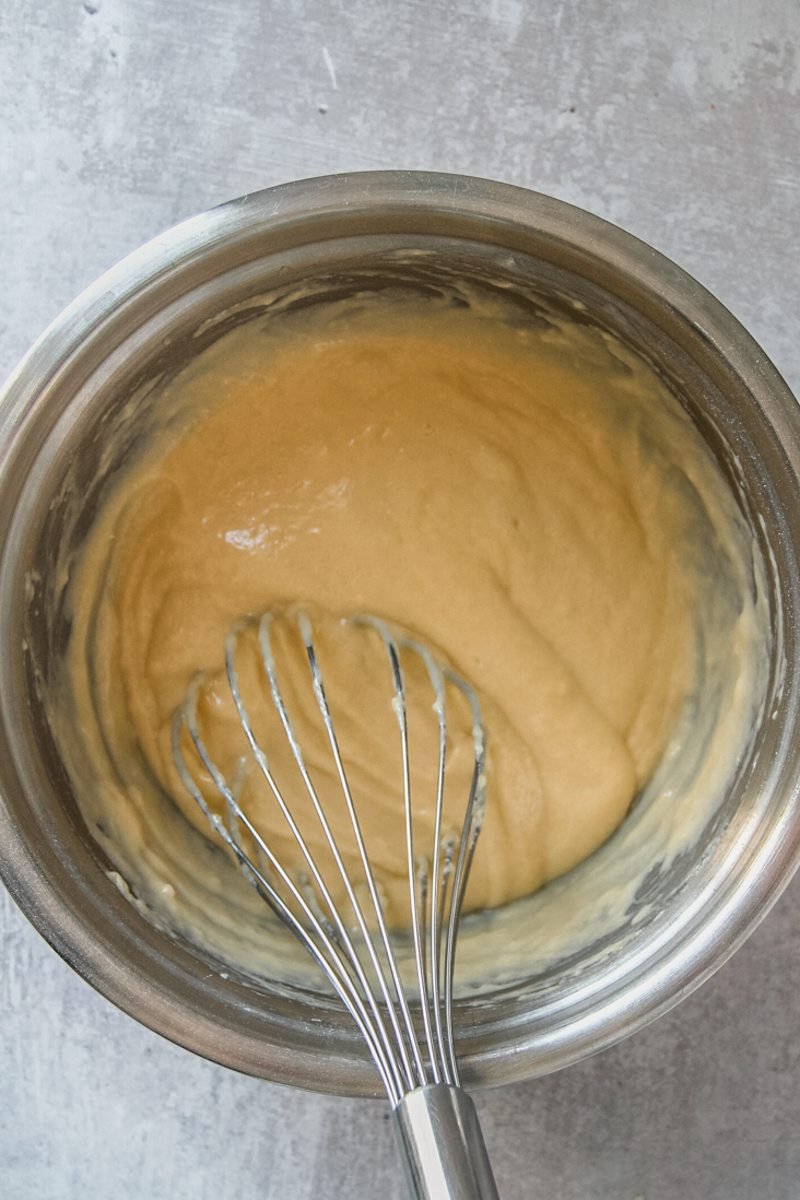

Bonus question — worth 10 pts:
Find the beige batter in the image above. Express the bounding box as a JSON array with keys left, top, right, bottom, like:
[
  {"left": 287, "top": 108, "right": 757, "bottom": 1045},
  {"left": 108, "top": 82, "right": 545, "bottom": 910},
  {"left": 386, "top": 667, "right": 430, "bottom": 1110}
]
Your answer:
[{"left": 58, "top": 289, "right": 736, "bottom": 940}]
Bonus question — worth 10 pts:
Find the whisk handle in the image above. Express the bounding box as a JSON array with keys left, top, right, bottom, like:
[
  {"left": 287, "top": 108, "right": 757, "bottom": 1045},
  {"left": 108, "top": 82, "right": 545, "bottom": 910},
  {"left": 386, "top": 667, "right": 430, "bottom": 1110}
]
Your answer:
[{"left": 392, "top": 1083, "right": 500, "bottom": 1199}]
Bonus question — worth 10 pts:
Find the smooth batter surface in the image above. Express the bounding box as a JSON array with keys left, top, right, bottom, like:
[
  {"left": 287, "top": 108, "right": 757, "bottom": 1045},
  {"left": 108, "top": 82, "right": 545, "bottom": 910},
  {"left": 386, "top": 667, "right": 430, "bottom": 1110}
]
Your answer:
[
  {"left": 58, "top": 289, "right": 740, "bottom": 943},
  {"left": 54, "top": 288, "right": 767, "bottom": 974}
]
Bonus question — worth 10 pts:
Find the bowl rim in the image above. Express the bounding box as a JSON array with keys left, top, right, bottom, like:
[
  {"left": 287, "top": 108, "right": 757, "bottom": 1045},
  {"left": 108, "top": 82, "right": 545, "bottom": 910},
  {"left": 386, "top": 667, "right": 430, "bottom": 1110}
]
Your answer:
[{"left": 1, "top": 169, "right": 800, "bottom": 1094}]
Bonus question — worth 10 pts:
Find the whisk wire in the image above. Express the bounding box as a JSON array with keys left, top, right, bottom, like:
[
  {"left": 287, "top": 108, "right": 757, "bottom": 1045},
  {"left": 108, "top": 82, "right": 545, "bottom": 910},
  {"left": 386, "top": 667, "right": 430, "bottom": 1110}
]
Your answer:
[
  {"left": 171, "top": 692, "right": 401, "bottom": 1100},
  {"left": 364, "top": 617, "right": 444, "bottom": 1086},
  {"left": 407, "top": 635, "right": 451, "bottom": 1085},
  {"left": 442, "top": 684, "right": 486, "bottom": 1083},
  {"left": 292, "top": 613, "right": 425, "bottom": 1092},
  {"left": 236, "top": 615, "right": 413, "bottom": 1097}
]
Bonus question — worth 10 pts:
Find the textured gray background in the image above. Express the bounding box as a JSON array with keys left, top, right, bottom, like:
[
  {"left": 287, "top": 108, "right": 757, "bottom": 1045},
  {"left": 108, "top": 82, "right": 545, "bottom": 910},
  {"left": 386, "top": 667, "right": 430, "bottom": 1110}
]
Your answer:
[{"left": 1, "top": 2, "right": 799, "bottom": 1197}]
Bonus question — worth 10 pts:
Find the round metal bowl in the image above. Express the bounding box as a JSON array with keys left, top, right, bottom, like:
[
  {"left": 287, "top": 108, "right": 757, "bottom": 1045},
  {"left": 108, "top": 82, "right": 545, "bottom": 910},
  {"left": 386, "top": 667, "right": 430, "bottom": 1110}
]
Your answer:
[{"left": 0, "top": 171, "right": 799, "bottom": 1097}]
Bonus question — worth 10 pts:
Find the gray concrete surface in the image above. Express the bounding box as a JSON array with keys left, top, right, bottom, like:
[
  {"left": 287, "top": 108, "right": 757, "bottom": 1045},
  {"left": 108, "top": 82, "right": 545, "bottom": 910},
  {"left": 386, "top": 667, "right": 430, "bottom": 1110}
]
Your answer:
[{"left": 1, "top": 2, "right": 799, "bottom": 1197}]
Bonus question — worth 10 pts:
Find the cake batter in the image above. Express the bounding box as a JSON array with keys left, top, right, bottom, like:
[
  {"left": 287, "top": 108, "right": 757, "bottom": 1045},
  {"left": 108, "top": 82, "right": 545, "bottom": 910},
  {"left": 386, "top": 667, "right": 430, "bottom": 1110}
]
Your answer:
[{"left": 59, "top": 288, "right": 744, "bottom": 936}]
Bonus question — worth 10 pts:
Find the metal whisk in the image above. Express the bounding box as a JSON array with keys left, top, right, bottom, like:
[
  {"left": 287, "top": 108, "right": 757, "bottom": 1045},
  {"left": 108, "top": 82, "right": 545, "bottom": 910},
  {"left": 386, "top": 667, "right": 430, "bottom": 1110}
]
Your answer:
[{"left": 172, "top": 611, "right": 499, "bottom": 1199}]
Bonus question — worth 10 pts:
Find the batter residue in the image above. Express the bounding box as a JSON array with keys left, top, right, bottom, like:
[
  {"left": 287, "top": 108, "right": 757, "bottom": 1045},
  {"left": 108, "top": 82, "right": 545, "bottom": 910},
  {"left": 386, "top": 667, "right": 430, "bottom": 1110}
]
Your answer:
[{"left": 57, "top": 289, "right": 763, "bottom": 965}]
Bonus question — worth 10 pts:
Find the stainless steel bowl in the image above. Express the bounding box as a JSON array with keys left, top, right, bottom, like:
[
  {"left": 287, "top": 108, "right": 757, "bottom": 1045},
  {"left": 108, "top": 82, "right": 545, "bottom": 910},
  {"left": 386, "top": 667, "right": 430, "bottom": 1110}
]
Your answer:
[{"left": 1, "top": 171, "right": 799, "bottom": 1097}]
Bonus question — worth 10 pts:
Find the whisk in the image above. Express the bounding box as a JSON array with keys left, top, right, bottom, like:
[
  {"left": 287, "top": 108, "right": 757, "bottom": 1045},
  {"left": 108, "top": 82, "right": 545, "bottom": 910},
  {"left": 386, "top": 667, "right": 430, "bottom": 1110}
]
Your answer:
[{"left": 172, "top": 610, "right": 499, "bottom": 1199}]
